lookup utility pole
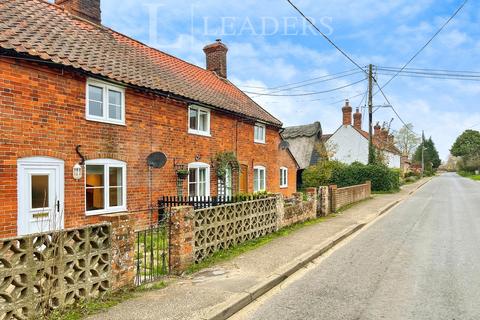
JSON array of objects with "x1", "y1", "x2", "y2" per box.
[
  {"x1": 421, "y1": 130, "x2": 425, "y2": 177},
  {"x1": 368, "y1": 64, "x2": 374, "y2": 164}
]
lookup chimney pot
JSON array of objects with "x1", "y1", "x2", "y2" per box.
[
  {"x1": 342, "y1": 100, "x2": 352, "y2": 126},
  {"x1": 55, "y1": 0, "x2": 101, "y2": 24},
  {"x1": 203, "y1": 39, "x2": 228, "y2": 78}
]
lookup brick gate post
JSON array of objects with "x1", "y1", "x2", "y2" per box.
[
  {"x1": 169, "y1": 206, "x2": 195, "y2": 274},
  {"x1": 102, "y1": 213, "x2": 136, "y2": 290}
]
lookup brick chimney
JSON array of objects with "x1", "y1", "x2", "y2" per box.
[
  {"x1": 342, "y1": 99, "x2": 352, "y2": 126},
  {"x1": 55, "y1": 0, "x2": 101, "y2": 24},
  {"x1": 353, "y1": 108, "x2": 362, "y2": 130},
  {"x1": 374, "y1": 122, "x2": 381, "y2": 136},
  {"x1": 203, "y1": 39, "x2": 228, "y2": 78}
]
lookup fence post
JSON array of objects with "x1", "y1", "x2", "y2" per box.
[
  {"x1": 169, "y1": 206, "x2": 195, "y2": 274},
  {"x1": 102, "y1": 213, "x2": 136, "y2": 290},
  {"x1": 317, "y1": 186, "x2": 328, "y2": 217},
  {"x1": 305, "y1": 187, "x2": 317, "y2": 217},
  {"x1": 329, "y1": 185, "x2": 338, "y2": 213},
  {"x1": 275, "y1": 193, "x2": 285, "y2": 230}
]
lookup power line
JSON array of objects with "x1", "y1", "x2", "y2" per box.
[
  {"x1": 377, "y1": 0, "x2": 469, "y2": 91},
  {"x1": 286, "y1": 0, "x2": 366, "y2": 74},
  {"x1": 378, "y1": 66, "x2": 480, "y2": 75},
  {"x1": 239, "y1": 68, "x2": 359, "y2": 91},
  {"x1": 376, "y1": 72, "x2": 480, "y2": 82},
  {"x1": 244, "y1": 78, "x2": 366, "y2": 97},
  {"x1": 246, "y1": 70, "x2": 365, "y2": 98},
  {"x1": 373, "y1": 79, "x2": 420, "y2": 137}
]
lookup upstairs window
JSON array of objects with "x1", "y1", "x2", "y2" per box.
[
  {"x1": 254, "y1": 123, "x2": 266, "y2": 143},
  {"x1": 280, "y1": 167, "x2": 288, "y2": 188},
  {"x1": 189, "y1": 105, "x2": 210, "y2": 136},
  {"x1": 86, "y1": 80, "x2": 125, "y2": 125},
  {"x1": 85, "y1": 159, "x2": 126, "y2": 215},
  {"x1": 253, "y1": 166, "x2": 266, "y2": 192}
]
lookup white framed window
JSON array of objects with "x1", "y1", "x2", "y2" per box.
[
  {"x1": 85, "y1": 159, "x2": 127, "y2": 215},
  {"x1": 86, "y1": 79, "x2": 125, "y2": 125},
  {"x1": 188, "y1": 105, "x2": 211, "y2": 136},
  {"x1": 280, "y1": 167, "x2": 288, "y2": 188},
  {"x1": 253, "y1": 166, "x2": 266, "y2": 192},
  {"x1": 254, "y1": 123, "x2": 266, "y2": 144},
  {"x1": 188, "y1": 162, "x2": 210, "y2": 197},
  {"x1": 218, "y1": 167, "x2": 233, "y2": 198}
]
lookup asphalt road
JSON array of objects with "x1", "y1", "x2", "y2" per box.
[{"x1": 234, "y1": 174, "x2": 480, "y2": 320}]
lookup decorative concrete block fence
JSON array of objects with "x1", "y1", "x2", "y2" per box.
[{"x1": 0, "y1": 224, "x2": 112, "y2": 319}]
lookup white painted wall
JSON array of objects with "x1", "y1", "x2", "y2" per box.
[
  {"x1": 384, "y1": 151, "x2": 401, "y2": 169},
  {"x1": 326, "y1": 126, "x2": 369, "y2": 165},
  {"x1": 326, "y1": 125, "x2": 401, "y2": 168}
]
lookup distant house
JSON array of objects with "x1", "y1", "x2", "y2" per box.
[
  {"x1": 281, "y1": 122, "x2": 324, "y2": 188},
  {"x1": 324, "y1": 100, "x2": 402, "y2": 168}
]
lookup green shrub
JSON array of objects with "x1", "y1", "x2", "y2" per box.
[
  {"x1": 303, "y1": 161, "x2": 400, "y2": 192},
  {"x1": 302, "y1": 161, "x2": 345, "y2": 188}
]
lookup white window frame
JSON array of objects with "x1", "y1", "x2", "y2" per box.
[
  {"x1": 86, "y1": 79, "x2": 126, "y2": 125},
  {"x1": 253, "y1": 165, "x2": 266, "y2": 193},
  {"x1": 188, "y1": 105, "x2": 211, "y2": 137},
  {"x1": 280, "y1": 167, "x2": 288, "y2": 188},
  {"x1": 254, "y1": 123, "x2": 266, "y2": 144},
  {"x1": 188, "y1": 162, "x2": 211, "y2": 197},
  {"x1": 85, "y1": 159, "x2": 127, "y2": 216}
]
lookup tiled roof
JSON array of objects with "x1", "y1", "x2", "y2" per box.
[{"x1": 0, "y1": 0, "x2": 282, "y2": 126}]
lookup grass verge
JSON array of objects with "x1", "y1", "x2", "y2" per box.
[
  {"x1": 187, "y1": 215, "x2": 335, "y2": 274},
  {"x1": 47, "y1": 282, "x2": 167, "y2": 320},
  {"x1": 458, "y1": 171, "x2": 480, "y2": 181}
]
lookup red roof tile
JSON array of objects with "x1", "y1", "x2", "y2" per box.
[{"x1": 0, "y1": 0, "x2": 282, "y2": 126}]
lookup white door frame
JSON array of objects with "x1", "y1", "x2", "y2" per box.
[{"x1": 17, "y1": 157, "x2": 64, "y2": 235}]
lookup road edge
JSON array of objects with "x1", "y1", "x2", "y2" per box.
[{"x1": 206, "y1": 177, "x2": 433, "y2": 320}]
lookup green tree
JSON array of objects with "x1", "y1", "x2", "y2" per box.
[
  {"x1": 413, "y1": 137, "x2": 441, "y2": 170},
  {"x1": 450, "y1": 130, "x2": 480, "y2": 159}
]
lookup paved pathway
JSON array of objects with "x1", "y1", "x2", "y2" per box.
[
  {"x1": 88, "y1": 179, "x2": 429, "y2": 320},
  {"x1": 236, "y1": 173, "x2": 480, "y2": 320}
]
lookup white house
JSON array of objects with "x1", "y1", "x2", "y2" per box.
[{"x1": 324, "y1": 100, "x2": 402, "y2": 168}]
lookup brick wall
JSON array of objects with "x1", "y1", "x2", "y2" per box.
[
  {"x1": 0, "y1": 57, "x2": 297, "y2": 237},
  {"x1": 281, "y1": 188, "x2": 317, "y2": 228},
  {"x1": 331, "y1": 181, "x2": 371, "y2": 212}
]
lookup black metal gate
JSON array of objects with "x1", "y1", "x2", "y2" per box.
[{"x1": 134, "y1": 214, "x2": 170, "y2": 285}]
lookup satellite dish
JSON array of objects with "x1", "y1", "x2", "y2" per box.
[{"x1": 147, "y1": 152, "x2": 167, "y2": 168}]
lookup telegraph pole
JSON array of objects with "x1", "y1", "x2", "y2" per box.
[
  {"x1": 421, "y1": 130, "x2": 425, "y2": 177},
  {"x1": 368, "y1": 64, "x2": 374, "y2": 164}
]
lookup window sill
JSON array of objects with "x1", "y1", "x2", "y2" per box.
[
  {"x1": 85, "y1": 207, "x2": 128, "y2": 216},
  {"x1": 86, "y1": 117, "x2": 126, "y2": 126},
  {"x1": 188, "y1": 130, "x2": 212, "y2": 137},
  {"x1": 254, "y1": 140, "x2": 266, "y2": 144},
  {"x1": 280, "y1": 186, "x2": 288, "y2": 189}
]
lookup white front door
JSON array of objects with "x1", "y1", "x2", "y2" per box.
[{"x1": 17, "y1": 157, "x2": 64, "y2": 236}]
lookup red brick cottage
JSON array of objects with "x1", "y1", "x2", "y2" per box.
[{"x1": 0, "y1": 0, "x2": 298, "y2": 238}]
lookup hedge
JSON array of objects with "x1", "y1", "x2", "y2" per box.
[{"x1": 302, "y1": 161, "x2": 400, "y2": 192}]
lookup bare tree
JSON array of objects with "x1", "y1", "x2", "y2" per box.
[{"x1": 394, "y1": 123, "x2": 420, "y2": 159}]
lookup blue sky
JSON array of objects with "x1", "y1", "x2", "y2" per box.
[{"x1": 50, "y1": 0, "x2": 480, "y2": 159}]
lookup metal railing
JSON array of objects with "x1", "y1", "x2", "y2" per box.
[{"x1": 135, "y1": 219, "x2": 169, "y2": 285}]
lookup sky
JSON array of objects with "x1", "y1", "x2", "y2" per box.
[{"x1": 50, "y1": 0, "x2": 480, "y2": 160}]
